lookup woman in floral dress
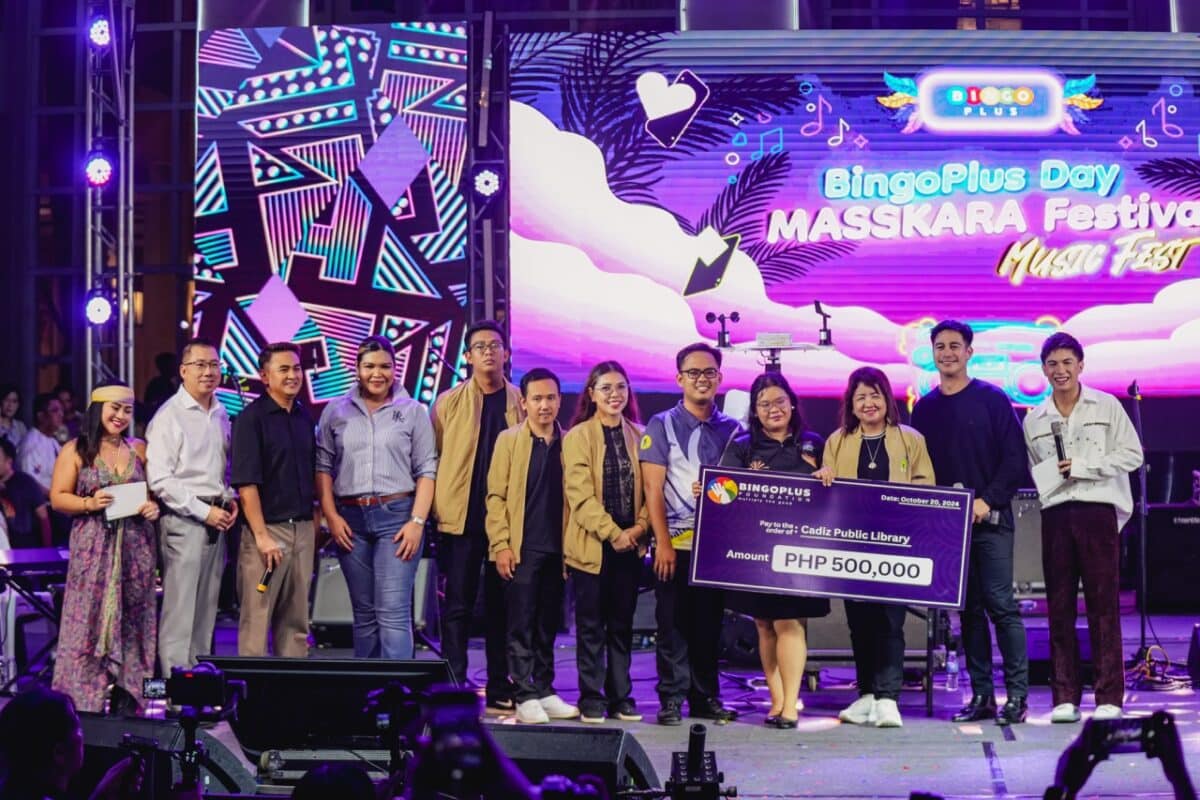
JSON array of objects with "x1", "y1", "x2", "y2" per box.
[{"x1": 49, "y1": 382, "x2": 159, "y2": 714}]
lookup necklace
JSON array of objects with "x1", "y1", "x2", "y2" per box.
[{"x1": 863, "y1": 433, "x2": 884, "y2": 470}]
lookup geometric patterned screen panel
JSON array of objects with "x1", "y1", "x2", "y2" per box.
[{"x1": 194, "y1": 22, "x2": 469, "y2": 414}]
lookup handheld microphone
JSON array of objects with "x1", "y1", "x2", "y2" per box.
[
  {"x1": 1127, "y1": 380, "x2": 1141, "y2": 401},
  {"x1": 1050, "y1": 420, "x2": 1068, "y2": 476},
  {"x1": 257, "y1": 566, "x2": 273, "y2": 593}
]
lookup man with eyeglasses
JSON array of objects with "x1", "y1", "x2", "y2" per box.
[
  {"x1": 640, "y1": 342, "x2": 742, "y2": 725},
  {"x1": 147, "y1": 337, "x2": 239, "y2": 673},
  {"x1": 431, "y1": 320, "x2": 524, "y2": 712}
]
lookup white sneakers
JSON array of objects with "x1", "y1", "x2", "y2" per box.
[
  {"x1": 516, "y1": 695, "x2": 581, "y2": 723},
  {"x1": 1093, "y1": 704, "x2": 1122, "y2": 721},
  {"x1": 1051, "y1": 703, "x2": 1082, "y2": 723},
  {"x1": 516, "y1": 699, "x2": 550, "y2": 724},
  {"x1": 838, "y1": 694, "x2": 877, "y2": 725},
  {"x1": 873, "y1": 698, "x2": 903, "y2": 728},
  {"x1": 838, "y1": 695, "x2": 902, "y2": 728},
  {"x1": 540, "y1": 694, "x2": 580, "y2": 720}
]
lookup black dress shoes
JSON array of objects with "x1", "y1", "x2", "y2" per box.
[
  {"x1": 952, "y1": 695, "x2": 998, "y2": 723},
  {"x1": 765, "y1": 715, "x2": 798, "y2": 729},
  {"x1": 689, "y1": 697, "x2": 738, "y2": 723},
  {"x1": 996, "y1": 697, "x2": 1028, "y2": 726}
]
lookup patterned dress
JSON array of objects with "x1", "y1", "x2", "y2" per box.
[{"x1": 51, "y1": 452, "x2": 157, "y2": 713}]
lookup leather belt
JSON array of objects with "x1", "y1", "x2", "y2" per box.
[{"x1": 337, "y1": 491, "x2": 414, "y2": 508}]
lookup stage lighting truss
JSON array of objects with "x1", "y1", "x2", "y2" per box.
[{"x1": 84, "y1": 0, "x2": 135, "y2": 395}]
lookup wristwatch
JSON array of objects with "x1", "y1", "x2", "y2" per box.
[{"x1": 411, "y1": 514, "x2": 426, "y2": 526}]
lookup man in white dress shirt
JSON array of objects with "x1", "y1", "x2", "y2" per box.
[
  {"x1": 1023, "y1": 332, "x2": 1142, "y2": 724},
  {"x1": 17, "y1": 394, "x2": 63, "y2": 493},
  {"x1": 147, "y1": 338, "x2": 239, "y2": 673}
]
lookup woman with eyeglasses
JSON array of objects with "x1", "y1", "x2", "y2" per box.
[
  {"x1": 813, "y1": 366, "x2": 935, "y2": 729},
  {"x1": 316, "y1": 335, "x2": 437, "y2": 659},
  {"x1": 48, "y1": 381, "x2": 160, "y2": 714},
  {"x1": 563, "y1": 361, "x2": 649, "y2": 724},
  {"x1": 718, "y1": 373, "x2": 830, "y2": 728}
]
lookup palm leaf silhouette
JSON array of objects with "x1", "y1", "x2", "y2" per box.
[
  {"x1": 1136, "y1": 158, "x2": 1200, "y2": 197},
  {"x1": 509, "y1": 33, "x2": 585, "y2": 104},
  {"x1": 694, "y1": 151, "x2": 791, "y2": 239},
  {"x1": 747, "y1": 240, "x2": 858, "y2": 285}
]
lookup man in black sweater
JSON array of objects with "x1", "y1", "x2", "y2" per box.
[{"x1": 911, "y1": 320, "x2": 1030, "y2": 725}]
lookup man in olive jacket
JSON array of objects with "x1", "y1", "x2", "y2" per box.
[
  {"x1": 432, "y1": 320, "x2": 524, "y2": 711},
  {"x1": 485, "y1": 367, "x2": 579, "y2": 724}
]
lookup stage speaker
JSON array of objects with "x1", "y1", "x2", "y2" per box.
[
  {"x1": 805, "y1": 601, "x2": 929, "y2": 657},
  {"x1": 1142, "y1": 505, "x2": 1200, "y2": 612},
  {"x1": 201, "y1": 656, "x2": 454, "y2": 755},
  {"x1": 312, "y1": 556, "x2": 439, "y2": 648},
  {"x1": 73, "y1": 712, "x2": 256, "y2": 798},
  {"x1": 490, "y1": 724, "x2": 659, "y2": 794},
  {"x1": 1013, "y1": 491, "x2": 1045, "y2": 596}
]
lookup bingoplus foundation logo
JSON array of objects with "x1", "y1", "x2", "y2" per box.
[{"x1": 706, "y1": 477, "x2": 739, "y2": 504}]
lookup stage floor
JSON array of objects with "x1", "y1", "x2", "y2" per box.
[{"x1": 206, "y1": 612, "x2": 1200, "y2": 798}]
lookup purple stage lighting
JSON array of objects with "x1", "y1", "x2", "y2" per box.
[
  {"x1": 84, "y1": 289, "x2": 114, "y2": 326},
  {"x1": 88, "y1": 16, "x2": 112, "y2": 48},
  {"x1": 84, "y1": 151, "x2": 114, "y2": 187}
]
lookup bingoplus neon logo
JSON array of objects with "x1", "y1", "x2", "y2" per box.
[
  {"x1": 919, "y1": 68, "x2": 1062, "y2": 134},
  {"x1": 945, "y1": 85, "x2": 1037, "y2": 108}
]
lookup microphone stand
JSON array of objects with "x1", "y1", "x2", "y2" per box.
[{"x1": 1126, "y1": 380, "x2": 1152, "y2": 675}]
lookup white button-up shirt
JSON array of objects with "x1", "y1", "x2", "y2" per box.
[
  {"x1": 1023, "y1": 384, "x2": 1143, "y2": 529},
  {"x1": 146, "y1": 386, "x2": 232, "y2": 522},
  {"x1": 17, "y1": 428, "x2": 61, "y2": 493}
]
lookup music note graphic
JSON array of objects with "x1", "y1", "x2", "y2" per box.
[
  {"x1": 827, "y1": 118, "x2": 850, "y2": 147},
  {"x1": 750, "y1": 127, "x2": 784, "y2": 161},
  {"x1": 1151, "y1": 97, "x2": 1184, "y2": 138},
  {"x1": 800, "y1": 96, "x2": 832, "y2": 137},
  {"x1": 1135, "y1": 119, "x2": 1160, "y2": 148}
]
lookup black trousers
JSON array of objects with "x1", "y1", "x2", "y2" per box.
[
  {"x1": 572, "y1": 544, "x2": 640, "y2": 715},
  {"x1": 506, "y1": 548, "x2": 564, "y2": 704},
  {"x1": 845, "y1": 600, "x2": 907, "y2": 701},
  {"x1": 438, "y1": 530, "x2": 509, "y2": 699},
  {"x1": 961, "y1": 519, "x2": 1029, "y2": 699},
  {"x1": 654, "y1": 548, "x2": 724, "y2": 705}
]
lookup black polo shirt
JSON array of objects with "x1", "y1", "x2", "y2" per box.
[
  {"x1": 522, "y1": 431, "x2": 563, "y2": 554},
  {"x1": 231, "y1": 392, "x2": 316, "y2": 523}
]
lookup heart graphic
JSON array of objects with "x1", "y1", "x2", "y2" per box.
[{"x1": 636, "y1": 72, "x2": 697, "y2": 121}]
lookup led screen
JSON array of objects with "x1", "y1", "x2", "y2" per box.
[
  {"x1": 194, "y1": 23, "x2": 469, "y2": 413},
  {"x1": 508, "y1": 30, "x2": 1200, "y2": 402}
]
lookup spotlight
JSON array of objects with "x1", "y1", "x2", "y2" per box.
[
  {"x1": 84, "y1": 151, "x2": 114, "y2": 187},
  {"x1": 473, "y1": 168, "x2": 500, "y2": 198},
  {"x1": 469, "y1": 162, "x2": 504, "y2": 202},
  {"x1": 87, "y1": 15, "x2": 112, "y2": 48},
  {"x1": 84, "y1": 289, "x2": 114, "y2": 326}
]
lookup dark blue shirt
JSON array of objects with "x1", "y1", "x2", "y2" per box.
[{"x1": 910, "y1": 379, "x2": 1026, "y2": 511}]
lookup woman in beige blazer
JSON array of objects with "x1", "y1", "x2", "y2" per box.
[
  {"x1": 562, "y1": 361, "x2": 649, "y2": 724},
  {"x1": 813, "y1": 366, "x2": 935, "y2": 730}
]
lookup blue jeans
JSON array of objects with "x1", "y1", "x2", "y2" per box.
[{"x1": 338, "y1": 498, "x2": 419, "y2": 659}]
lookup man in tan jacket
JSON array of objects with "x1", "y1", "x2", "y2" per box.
[
  {"x1": 432, "y1": 320, "x2": 524, "y2": 711},
  {"x1": 485, "y1": 368, "x2": 578, "y2": 724}
]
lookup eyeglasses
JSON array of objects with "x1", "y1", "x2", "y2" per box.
[
  {"x1": 182, "y1": 360, "x2": 223, "y2": 372},
  {"x1": 755, "y1": 397, "x2": 790, "y2": 412},
  {"x1": 680, "y1": 368, "x2": 720, "y2": 382},
  {"x1": 593, "y1": 382, "x2": 629, "y2": 396},
  {"x1": 468, "y1": 341, "x2": 504, "y2": 354}
]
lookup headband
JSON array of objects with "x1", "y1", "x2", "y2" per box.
[{"x1": 90, "y1": 385, "x2": 135, "y2": 405}]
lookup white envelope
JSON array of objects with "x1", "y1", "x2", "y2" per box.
[
  {"x1": 1031, "y1": 457, "x2": 1066, "y2": 502},
  {"x1": 103, "y1": 481, "x2": 149, "y2": 521}
]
